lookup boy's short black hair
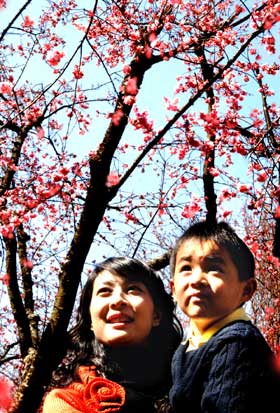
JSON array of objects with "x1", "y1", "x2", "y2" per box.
[{"x1": 170, "y1": 221, "x2": 255, "y2": 281}]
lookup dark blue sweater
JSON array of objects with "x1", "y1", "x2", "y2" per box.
[{"x1": 169, "y1": 320, "x2": 280, "y2": 413}]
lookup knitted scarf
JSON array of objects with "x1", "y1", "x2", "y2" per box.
[{"x1": 43, "y1": 366, "x2": 126, "y2": 413}]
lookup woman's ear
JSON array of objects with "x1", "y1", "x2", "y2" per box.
[
  {"x1": 242, "y1": 278, "x2": 257, "y2": 302},
  {"x1": 152, "y1": 310, "x2": 161, "y2": 327}
]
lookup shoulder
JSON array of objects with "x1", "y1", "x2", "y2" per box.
[
  {"x1": 200, "y1": 320, "x2": 273, "y2": 363},
  {"x1": 217, "y1": 320, "x2": 262, "y2": 337},
  {"x1": 42, "y1": 388, "x2": 83, "y2": 413},
  {"x1": 213, "y1": 320, "x2": 271, "y2": 349},
  {"x1": 172, "y1": 321, "x2": 272, "y2": 372}
]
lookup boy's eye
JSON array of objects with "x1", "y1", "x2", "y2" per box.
[
  {"x1": 204, "y1": 264, "x2": 225, "y2": 274},
  {"x1": 179, "y1": 264, "x2": 192, "y2": 273},
  {"x1": 209, "y1": 265, "x2": 223, "y2": 272},
  {"x1": 127, "y1": 284, "x2": 143, "y2": 293},
  {"x1": 205, "y1": 262, "x2": 224, "y2": 273},
  {"x1": 204, "y1": 257, "x2": 225, "y2": 274}
]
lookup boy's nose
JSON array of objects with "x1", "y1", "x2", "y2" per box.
[{"x1": 189, "y1": 267, "x2": 206, "y2": 285}]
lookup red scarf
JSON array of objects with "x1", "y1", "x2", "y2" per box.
[{"x1": 50, "y1": 366, "x2": 126, "y2": 413}]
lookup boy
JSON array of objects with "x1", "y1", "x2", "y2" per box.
[{"x1": 169, "y1": 220, "x2": 279, "y2": 413}]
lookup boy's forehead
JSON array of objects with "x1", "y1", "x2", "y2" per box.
[
  {"x1": 176, "y1": 238, "x2": 227, "y2": 260},
  {"x1": 175, "y1": 238, "x2": 232, "y2": 265}
]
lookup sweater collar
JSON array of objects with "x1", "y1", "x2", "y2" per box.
[{"x1": 186, "y1": 307, "x2": 250, "y2": 351}]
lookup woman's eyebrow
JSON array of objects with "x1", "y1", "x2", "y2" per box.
[{"x1": 97, "y1": 280, "x2": 115, "y2": 287}]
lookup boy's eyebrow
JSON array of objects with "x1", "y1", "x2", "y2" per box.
[
  {"x1": 204, "y1": 254, "x2": 225, "y2": 264},
  {"x1": 176, "y1": 255, "x2": 192, "y2": 264},
  {"x1": 177, "y1": 254, "x2": 225, "y2": 264}
]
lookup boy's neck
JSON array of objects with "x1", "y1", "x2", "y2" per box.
[{"x1": 190, "y1": 307, "x2": 249, "y2": 336}]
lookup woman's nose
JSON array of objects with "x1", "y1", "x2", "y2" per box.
[{"x1": 110, "y1": 291, "x2": 127, "y2": 307}]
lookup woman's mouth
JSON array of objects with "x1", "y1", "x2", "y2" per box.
[{"x1": 107, "y1": 313, "x2": 133, "y2": 323}]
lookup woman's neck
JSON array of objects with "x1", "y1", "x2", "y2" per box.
[{"x1": 103, "y1": 345, "x2": 169, "y2": 394}]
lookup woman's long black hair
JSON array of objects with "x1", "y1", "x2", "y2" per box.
[{"x1": 52, "y1": 257, "x2": 183, "y2": 400}]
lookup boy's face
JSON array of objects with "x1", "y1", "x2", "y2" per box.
[{"x1": 170, "y1": 238, "x2": 256, "y2": 333}]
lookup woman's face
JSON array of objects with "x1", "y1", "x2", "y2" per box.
[{"x1": 90, "y1": 270, "x2": 160, "y2": 346}]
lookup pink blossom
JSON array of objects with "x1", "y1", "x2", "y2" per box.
[
  {"x1": 36, "y1": 127, "x2": 45, "y2": 139},
  {"x1": 0, "y1": 274, "x2": 10, "y2": 285},
  {"x1": 0, "y1": 82, "x2": 13, "y2": 95},
  {"x1": 158, "y1": 200, "x2": 168, "y2": 216},
  {"x1": 201, "y1": 140, "x2": 214, "y2": 154},
  {"x1": 106, "y1": 172, "x2": 119, "y2": 187},
  {"x1": 164, "y1": 97, "x2": 179, "y2": 112},
  {"x1": 189, "y1": 137, "x2": 200, "y2": 148},
  {"x1": 129, "y1": 31, "x2": 140, "y2": 41},
  {"x1": 209, "y1": 167, "x2": 220, "y2": 177},
  {"x1": 274, "y1": 205, "x2": 280, "y2": 218},
  {"x1": 125, "y1": 212, "x2": 139, "y2": 224},
  {"x1": 22, "y1": 259, "x2": 33, "y2": 269},
  {"x1": 38, "y1": 184, "x2": 61, "y2": 199},
  {"x1": 263, "y1": 6, "x2": 280, "y2": 30},
  {"x1": 132, "y1": 109, "x2": 153, "y2": 132},
  {"x1": 219, "y1": 189, "x2": 235, "y2": 201},
  {"x1": 73, "y1": 65, "x2": 84, "y2": 79},
  {"x1": 111, "y1": 109, "x2": 124, "y2": 126},
  {"x1": 144, "y1": 44, "x2": 153, "y2": 59},
  {"x1": 222, "y1": 210, "x2": 232, "y2": 218},
  {"x1": 123, "y1": 95, "x2": 136, "y2": 105},
  {"x1": 235, "y1": 5, "x2": 244, "y2": 14},
  {"x1": 148, "y1": 32, "x2": 157, "y2": 44},
  {"x1": 0, "y1": 376, "x2": 13, "y2": 411},
  {"x1": 122, "y1": 65, "x2": 131, "y2": 75},
  {"x1": 182, "y1": 198, "x2": 201, "y2": 219},
  {"x1": 0, "y1": 227, "x2": 14, "y2": 239},
  {"x1": 0, "y1": 0, "x2": 6, "y2": 9},
  {"x1": 22, "y1": 15, "x2": 34, "y2": 29},
  {"x1": 237, "y1": 183, "x2": 251, "y2": 193},
  {"x1": 125, "y1": 77, "x2": 138, "y2": 96},
  {"x1": 264, "y1": 306, "x2": 274, "y2": 321},
  {"x1": 257, "y1": 171, "x2": 269, "y2": 182},
  {"x1": 47, "y1": 50, "x2": 65, "y2": 66},
  {"x1": 200, "y1": 110, "x2": 220, "y2": 134}
]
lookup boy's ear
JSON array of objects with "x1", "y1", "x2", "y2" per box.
[
  {"x1": 169, "y1": 279, "x2": 177, "y2": 303},
  {"x1": 242, "y1": 278, "x2": 257, "y2": 301},
  {"x1": 169, "y1": 279, "x2": 174, "y2": 294}
]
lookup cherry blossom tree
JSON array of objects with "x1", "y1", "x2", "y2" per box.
[{"x1": 0, "y1": 0, "x2": 280, "y2": 411}]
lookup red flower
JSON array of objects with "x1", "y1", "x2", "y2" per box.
[
  {"x1": 83, "y1": 377, "x2": 125, "y2": 413},
  {"x1": 274, "y1": 205, "x2": 280, "y2": 219},
  {"x1": 63, "y1": 366, "x2": 126, "y2": 413},
  {"x1": 0, "y1": 376, "x2": 13, "y2": 411}
]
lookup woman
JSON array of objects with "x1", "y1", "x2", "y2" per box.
[{"x1": 43, "y1": 257, "x2": 183, "y2": 413}]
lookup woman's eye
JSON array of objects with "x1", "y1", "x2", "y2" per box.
[{"x1": 96, "y1": 287, "x2": 111, "y2": 296}]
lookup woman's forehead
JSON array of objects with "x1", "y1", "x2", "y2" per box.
[{"x1": 93, "y1": 270, "x2": 147, "y2": 286}]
